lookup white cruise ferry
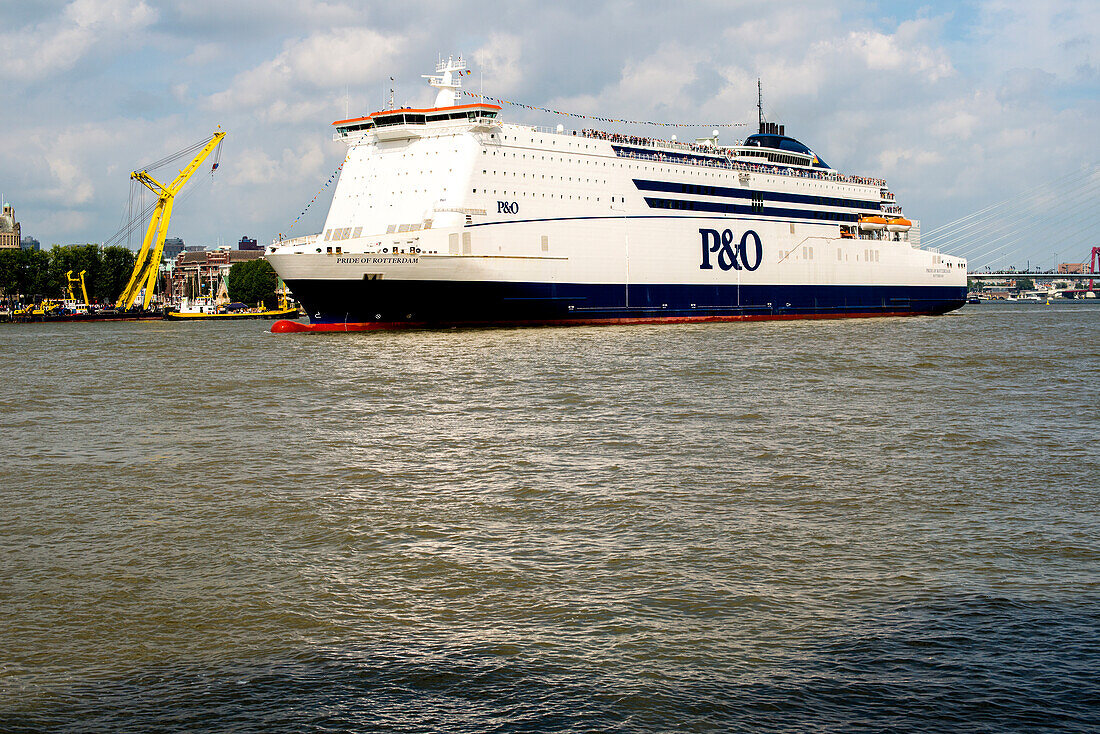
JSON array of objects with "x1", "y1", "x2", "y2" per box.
[{"x1": 267, "y1": 57, "x2": 966, "y2": 332}]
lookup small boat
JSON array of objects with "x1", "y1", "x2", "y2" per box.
[
  {"x1": 166, "y1": 305, "x2": 300, "y2": 321},
  {"x1": 858, "y1": 215, "x2": 888, "y2": 231},
  {"x1": 886, "y1": 217, "x2": 912, "y2": 232}
]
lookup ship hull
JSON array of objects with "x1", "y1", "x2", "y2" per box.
[{"x1": 277, "y1": 278, "x2": 965, "y2": 331}]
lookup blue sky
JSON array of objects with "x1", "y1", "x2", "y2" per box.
[{"x1": 2, "y1": 0, "x2": 1097, "y2": 268}]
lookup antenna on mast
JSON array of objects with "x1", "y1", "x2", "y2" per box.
[
  {"x1": 757, "y1": 78, "x2": 764, "y2": 133},
  {"x1": 423, "y1": 55, "x2": 467, "y2": 108},
  {"x1": 388, "y1": 77, "x2": 395, "y2": 109}
]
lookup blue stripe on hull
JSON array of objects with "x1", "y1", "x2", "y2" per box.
[
  {"x1": 631, "y1": 177, "x2": 883, "y2": 211},
  {"x1": 285, "y1": 279, "x2": 967, "y2": 326}
]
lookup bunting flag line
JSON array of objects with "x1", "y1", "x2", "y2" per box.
[
  {"x1": 461, "y1": 91, "x2": 746, "y2": 128},
  {"x1": 288, "y1": 154, "x2": 350, "y2": 230}
]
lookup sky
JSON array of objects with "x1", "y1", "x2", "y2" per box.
[{"x1": 2, "y1": 0, "x2": 1098, "y2": 268}]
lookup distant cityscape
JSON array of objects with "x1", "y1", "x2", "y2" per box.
[{"x1": 2, "y1": 201, "x2": 262, "y2": 256}]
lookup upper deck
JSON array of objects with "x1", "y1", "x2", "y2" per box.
[{"x1": 578, "y1": 129, "x2": 887, "y2": 190}]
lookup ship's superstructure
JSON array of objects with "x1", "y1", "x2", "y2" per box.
[{"x1": 268, "y1": 57, "x2": 966, "y2": 331}]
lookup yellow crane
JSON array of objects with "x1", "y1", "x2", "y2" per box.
[
  {"x1": 116, "y1": 130, "x2": 227, "y2": 310},
  {"x1": 66, "y1": 269, "x2": 89, "y2": 305}
]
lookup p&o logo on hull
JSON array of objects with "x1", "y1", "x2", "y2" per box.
[
  {"x1": 497, "y1": 201, "x2": 519, "y2": 215},
  {"x1": 699, "y1": 228, "x2": 762, "y2": 271}
]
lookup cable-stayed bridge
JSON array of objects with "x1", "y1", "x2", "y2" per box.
[{"x1": 921, "y1": 164, "x2": 1099, "y2": 273}]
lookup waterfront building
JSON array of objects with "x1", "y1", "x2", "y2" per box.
[
  {"x1": 20, "y1": 236, "x2": 40, "y2": 251},
  {"x1": 0, "y1": 203, "x2": 20, "y2": 249},
  {"x1": 168, "y1": 248, "x2": 265, "y2": 303},
  {"x1": 1058, "y1": 263, "x2": 1086, "y2": 274},
  {"x1": 162, "y1": 237, "x2": 185, "y2": 260},
  {"x1": 238, "y1": 235, "x2": 261, "y2": 251}
]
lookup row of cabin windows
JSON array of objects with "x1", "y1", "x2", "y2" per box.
[
  {"x1": 352, "y1": 128, "x2": 868, "y2": 191},
  {"x1": 479, "y1": 148, "x2": 872, "y2": 202},
  {"x1": 649, "y1": 198, "x2": 852, "y2": 221},
  {"x1": 471, "y1": 189, "x2": 620, "y2": 203},
  {"x1": 325, "y1": 226, "x2": 362, "y2": 241},
  {"x1": 470, "y1": 188, "x2": 600, "y2": 200},
  {"x1": 444, "y1": 233, "x2": 549, "y2": 256},
  {"x1": 675, "y1": 182, "x2": 878, "y2": 210},
  {"x1": 780, "y1": 247, "x2": 884, "y2": 262},
  {"x1": 833, "y1": 248, "x2": 881, "y2": 262},
  {"x1": 482, "y1": 169, "x2": 603, "y2": 184}
]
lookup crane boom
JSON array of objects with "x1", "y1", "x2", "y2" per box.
[{"x1": 116, "y1": 130, "x2": 227, "y2": 310}]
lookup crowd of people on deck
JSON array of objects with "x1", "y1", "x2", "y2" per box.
[
  {"x1": 581, "y1": 129, "x2": 723, "y2": 158},
  {"x1": 578, "y1": 128, "x2": 886, "y2": 187}
]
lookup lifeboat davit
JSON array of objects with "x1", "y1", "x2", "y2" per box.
[
  {"x1": 859, "y1": 216, "x2": 888, "y2": 231},
  {"x1": 886, "y1": 217, "x2": 912, "y2": 232}
]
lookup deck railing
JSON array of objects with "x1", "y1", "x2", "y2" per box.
[{"x1": 581, "y1": 129, "x2": 886, "y2": 187}]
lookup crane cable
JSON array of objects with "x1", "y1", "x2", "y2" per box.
[{"x1": 104, "y1": 135, "x2": 224, "y2": 249}]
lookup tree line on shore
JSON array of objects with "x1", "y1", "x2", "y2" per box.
[
  {"x1": 0, "y1": 245, "x2": 136, "y2": 303},
  {"x1": 225, "y1": 259, "x2": 280, "y2": 309},
  {"x1": 0, "y1": 246, "x2": 280, "y2": 308}
]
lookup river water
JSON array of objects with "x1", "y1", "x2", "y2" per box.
[{"x1": 2, "y1": 302, "x2": 1098, "y2": 732}]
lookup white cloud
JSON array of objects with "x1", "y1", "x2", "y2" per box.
[
  {"x1": 931, "y1": 108, "x2": 983, "y2": 140},
  {"x1": 1, "y1": 0, "x2": 1097, "y2": 263},
  {"x1": 183, "y1": 42, "x2": 225, "y2": 66},
  {"x1": 837, "y1": 17, "x2": 954, "y2": 82},
  {"x1": 973, "y1": 0, "x2": 1100, "y2": 81},
  {"x1": 548, "y1": 43, "x2": 703, "y2": 120},
  {"x1": 473, "y1": 34, "x2": 524, "y2": 94},
  {"x1": 0, "y1": 0, "x2": 156, "y2": 82},
  {"x1": 26, "y1": 122, "x2": 138, "y2": 207},
  {"x1": 206, "y1": 27, "x2": 408, "y2": 121},
  {"x1": 228, "y1": 141, "x2": 327, "y2": 187}
]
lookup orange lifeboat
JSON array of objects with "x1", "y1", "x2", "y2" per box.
[
  {"x1": 886, "y1": 217, "x2": 912, "y2": 232},
  {"x1": 858, "y1": 215, "x2": 888, "y2": 231}
]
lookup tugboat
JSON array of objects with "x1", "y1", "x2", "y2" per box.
[{"x1": 166, "y1": 296, "x2": 299, "y2": 321}]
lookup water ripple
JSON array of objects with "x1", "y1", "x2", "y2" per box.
[{"x1": 1, "y1": 304, "x2": 1098, "y2": 731}]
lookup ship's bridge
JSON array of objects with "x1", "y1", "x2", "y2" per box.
[{"x1": 333, "y1": 103, "x2": 501, "y2": 141}]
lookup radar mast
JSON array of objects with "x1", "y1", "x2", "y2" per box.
[{"x1": 423, "y1": 56, "x2": 467, "y2": 108}]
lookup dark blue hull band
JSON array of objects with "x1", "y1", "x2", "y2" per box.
[{"x1": 285, "y1": 279, "x2": 967, "y2": 326}]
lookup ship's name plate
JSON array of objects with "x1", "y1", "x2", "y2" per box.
[{"x1": 337, "y1": 256, "x2": 419, "y2": 265}]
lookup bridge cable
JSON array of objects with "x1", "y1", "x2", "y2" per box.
[
  {"x1": 921, "y1": 164, "x2": 1098, "y2": 242},
  {"x1": 945, "y1": 178, "x2": 1100, "y2": 257},
  {"x1": 961, "y1": 201, "x2": 1100, "y2": 268},
  {"x1": 924, "y1": 166, "x2": 1095, "y2": 246}
]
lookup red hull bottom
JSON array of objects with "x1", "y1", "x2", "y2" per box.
[{"x1": 270, "y1": 310, "x2": 931, "y2": 333}]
